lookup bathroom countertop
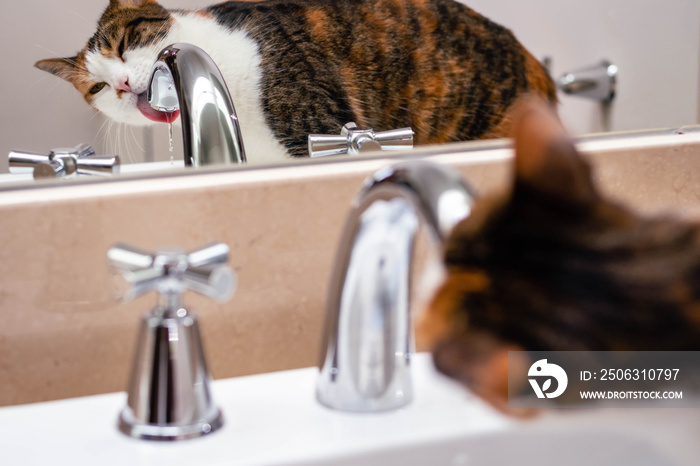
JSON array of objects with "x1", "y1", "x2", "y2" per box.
[
  {"x1": 1, "y1": 353, "x2": 700, "y2": 465},
  {"x1": 0, "y1": 354, "x2": 511, "y2": 465},
  {"x1": 2, "y1": 353, "x2": 700, "y2": 466}
]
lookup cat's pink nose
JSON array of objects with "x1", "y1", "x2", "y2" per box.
[{"x1": 114, "y1": 77, "x2": 132, "y2": 93}]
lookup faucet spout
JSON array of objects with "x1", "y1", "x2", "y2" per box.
[
  {"x1": 316, "y1": 161, "x2": 475, "y2": 412},
  {"x1": 148, "y1": 43, "x2": 246, "y2": 167}
]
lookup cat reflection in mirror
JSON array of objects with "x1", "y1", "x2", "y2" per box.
[
  {"x1": 419, "y1": 98, "x2": 700, "y2": 413},
  {"x1": 36, "y1": 0, "x2": 555, "y2": 164}
]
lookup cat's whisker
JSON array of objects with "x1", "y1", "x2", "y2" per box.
[
  {"x1": 107, "y1": 120, "x2": 117, "y2": 158},
  {"x1": 120, "y1": 125, "x2": 131, "y2": 164},
  {"x1": 44, "y1": 79, "x2": 68, "y2": 97},
  {"x1": 94, "y1": 121, "x2": 110, "y2": 153},
  {"x1": 117, "y1": 123, "x2": 125, "y2": 163},
  {"x1": 70, "y1": 11, "x2": 94, "y2": 24},
  {"x1": 34, "y1": 44, "x2": 91, "y2": 74},
  {"x1": 112, "y1": 123, "x2": 119, "y2": 158},
  {"x1": 123, "y1": 126, "x2": 143, "y2": 164},
  {"x1": 153, "y1": 20, "x2": 171, "y2": 41},
  {"x1": 129, "y1": 126, "x2": 146, "y2": 157},
  {"x1": 34, "y1": 43, "x2": 68, "y2": 57},
  {"x1": 103, "y1": 120, "x2": 111, "y2": 156},
  {"x1": 29, "y1": 74, "x2": 58, "y2": 91},
  {"x1": 114, "y1": 124, "x2": 121, "y2": 163}
]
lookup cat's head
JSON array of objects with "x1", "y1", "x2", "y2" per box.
[
  {"x1": 420, "y1": 98, "x2": 700, "y2": 407},
  {"x1": 35, "y1": 0, "x2": 175, "y2": 125}
]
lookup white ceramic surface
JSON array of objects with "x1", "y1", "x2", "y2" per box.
[{"x1": 1, "y1": 353, "x2": 698, "y2": 466}]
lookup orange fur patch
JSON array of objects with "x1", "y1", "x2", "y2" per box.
[{"x1": 417, "y1": 271, "x2": 489, "y2": 349}]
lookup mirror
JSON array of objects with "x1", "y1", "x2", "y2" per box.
[{"x1": 2, "y1": 0, "x2": 699, "y2": 187}]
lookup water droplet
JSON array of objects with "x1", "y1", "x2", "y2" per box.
[{"x1": 168, "y1": 123, "x2": 174, "y2": 153}]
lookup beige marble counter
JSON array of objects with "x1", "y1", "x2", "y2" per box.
[{"x1": 1, "y1": 130, "x2": 699, "y2": 406}]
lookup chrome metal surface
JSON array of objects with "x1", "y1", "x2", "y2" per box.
[
  {"x1": 558, "y1": 60, "x2": 618, "y2": 103},
  {"x1": 308, "y1": 122, "x2": 414, "y2": 157},
  {"x1": 108, "y1": 242, "x2": 236, "y2": 441},
  {"x1": 8, "y1": 151, "x2": 50, "y2": 174},
  {"x1": 148, "y1": 43, "x2": 246, "y2": 167},
  {"x1": 75, "y1": 155, "x2": 121, "y2": 176},
  {"x1": 8, "y1": 143, "x2": 119, "y2": 179},
  {"x1": 316, "y1": 161, "x2": 474, "y2": 412},
  {"x1": 34, "y1": 158, "x2": 73, "y2": 178}
]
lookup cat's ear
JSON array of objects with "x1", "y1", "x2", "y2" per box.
[
  {"x1": 35, "y1": 57, "x2": 80, "y2": 83},
  {"x1": 109, "y1": 0, "x2": 158, "y2": 8},
  {"x1": 510, "y1": 98, "x2": 598, "y2": 206}
]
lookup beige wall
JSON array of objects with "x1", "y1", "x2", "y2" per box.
[{"x1": 1, "y1": 133, "x2": 700, "y2": 406}]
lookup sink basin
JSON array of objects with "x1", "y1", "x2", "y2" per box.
[
  {"x1": 0, "y1": 354, "x2": 508, "y2": 465},
  {"x1": 1, "y1": 353, "x2": 698, "y2": 465}
]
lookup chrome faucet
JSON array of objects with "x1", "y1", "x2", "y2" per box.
[
  {"x1": 148, "y1": 43, "x2": 246, "y2": 166},
  {"x1": 8, "y1": 143, "x2": 120, "y2": 179},
  {"x1": 316, "y1": 160, "x2": 475, "y2": 412},
  {"x1": 109, "y1": 242, "x2": 236, "y2": 441},
  {"x1": 558, "y1": 60, "x2": 618, "y2": 103},
  {"x1": 308, "y1": 122, "x2": 414, "y2": 158}
]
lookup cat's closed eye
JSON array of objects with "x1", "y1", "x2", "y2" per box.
[{"x1": 89, "y1": 82, "x2": 108, "y2": 95}]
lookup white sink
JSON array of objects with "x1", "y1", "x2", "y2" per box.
[{"x1": 0, "y1": 353, "x2": 697, "y2": 465}]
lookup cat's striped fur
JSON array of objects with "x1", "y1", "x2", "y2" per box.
[
  {"x1": 420, "y1": 99, "x2": 700, "y2": 411},
  {"x1": 37, "y1": 0, "x2": 556, "y2": 162}
]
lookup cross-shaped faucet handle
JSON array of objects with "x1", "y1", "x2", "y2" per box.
[
  {"x1": 308, "y1": 122, "x2": 414, "y2": 158},
  {"x1": 9, "y1": 143, "x2": 120, "y2": 179},
  {"x1": 107, "y1": 242, "x2": 236, "y2": 305}
]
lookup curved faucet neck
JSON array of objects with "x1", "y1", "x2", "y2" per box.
[
  {"x1": 149, "y1": 43, "x2": 247, "y2": 167},
  {"x1": 317, "y1": 161, "x2": 474, "y2": 412}
]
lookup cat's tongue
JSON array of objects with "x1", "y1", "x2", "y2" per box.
[{"x1": 136, "y1": 92, "x2": 180, "y2": 123}]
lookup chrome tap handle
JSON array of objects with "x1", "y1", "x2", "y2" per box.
[
  {"x1": 8, "y1": 150, "x2": 51, "y2": 174},
  {"x1": 52, "y1": 143, "x2": 95, "y2": 159},
  {"x1": 558, "y1": 60, "x2": 618, "y2": 103},
  {"x1": 107, "y1": 243, "x2": 154, "y2": 271},
  {"x1": 31, "y1": 145, "x2": 86, "y2": 179},
  {"x1": 308, "y1": 122, "x2": 414, "y2": 157},
  {"x1": 76, "y1": 155, "x2": 120, "y2": 176},
  {"x1": 112, "y1": 243, "x2": 227, "y2": 441},
  {"x1": 9, "y1": 143, "x2": 119, "y2": 178},
  {"x1": 34, "y1": 159, "x2": 74, "y2": 178},
  {"x1": 108, "y1": 242, "x2": 236, "y2": 305},
  {"x1": 373, "y1": 127, "x2": 416, "y2": 151},
  {"x1": 187, "y1": 242, "x2": 229, "y2": 268},
  {"x1": 9, "y1": 143, "x2": 94, "y2": 174},
  {"x1": 35, "y1": 156, "x2": 121, "y2": 179}
]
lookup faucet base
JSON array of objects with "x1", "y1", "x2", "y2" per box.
[
  {"x1": 118, "y1": 407, "x2": 223, "y2": 441},
  {"x1": 116, "y1": 308, "x2": 224, "y2": 442},
  {"x1": 316, "y1": 386, "x2": 413, "y2": 413}
]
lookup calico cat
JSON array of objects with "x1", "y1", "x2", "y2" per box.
[
  {"x1": 419, "y1": 98, "x2": 700, "y2": 411},
  {"x1": 35, "y1": 0, "x2": 555, "y2": 163}
]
